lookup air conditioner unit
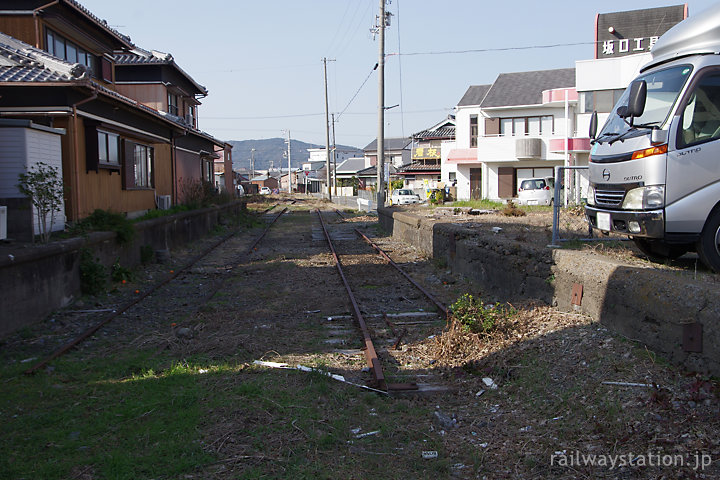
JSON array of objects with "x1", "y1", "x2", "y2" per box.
[
  {"x1": 157, "y1": 195, "x2": 172, "y2": 210},
  {"x1": 0, "y1": 206, "x2": 6, "y2": 240}
]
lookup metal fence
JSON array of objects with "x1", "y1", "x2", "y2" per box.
[{"x1": 551, "y1": 166, "x2": 595, "y2": 245}]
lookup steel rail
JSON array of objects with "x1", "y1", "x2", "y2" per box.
[
  {"x1": 333, "y1": 209, "x2": 447, "y2": 318},
  {"x1": 316, "y1": 210, "x2": 387, "y2": 390},
  {"x1": 24, "y1": 205, "x2": 289, "y2": 375},
  {"x1": 353, "y1": 228, "x2": 448, "y2": 318}
]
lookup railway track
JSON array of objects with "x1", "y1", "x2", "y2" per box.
[
  {"x1": 24, "y1": 202, "x2": 293, "y2": 374},
  {"x1": 315, "y1": 209, "x2": 448, "y2": 394}
]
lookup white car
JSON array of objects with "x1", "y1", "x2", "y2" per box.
[
  {"x1": 517, "y1": 177, "x2": 555, "y2": 206},
  {"x1": 391, "y1": 189, "x2": 421, "y2": 205},
  {"x1": 259, "y1": 186, "x2": 271, "y2": 195}
]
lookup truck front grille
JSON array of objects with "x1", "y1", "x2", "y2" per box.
[{"x1": 594, "y1": 189, "x2": 625, "y2": 207}]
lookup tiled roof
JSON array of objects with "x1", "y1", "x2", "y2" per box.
[
  {"x1": 113, "y1": 48, "x2": 208, "y2": 95},
  {"x1": 356, "y1": 164, "x2": 398, "y2": 176},
  {"x1": 363, "y1": 137, "x2": 411, "y2": 152},
  {"x1": 0, "y1": 31, "x2": 224, "y2": 146},
  {"x1": 398, "y1": 162, "x2": 441, "y2": 173},
  {"x1": 0, "y1": 32, "x2": 88, "y2": 83},
  {"x1": 336, "y1": 158, "x2": 366, "y2": 174},
  {"x1": 458, "y1": 85, "x2": 492, "y2": 106},
  {"x1": 0, "y1": 65, "x2": 70, "y2": 82},
  {"x1": 413, "y1": 126, "x2": 455, "y2": 140},
  {"x1": 481, "y1": 68, "x2": 575, "y2": 108},
  {"x1": 62, "y1": 0, "x2": 134, "y2": 48}
]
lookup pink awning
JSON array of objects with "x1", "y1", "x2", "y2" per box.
[
  {"x1": 549, "y1": 138, "x2": 591, "y2": 153},
  {"x1": 446, "y1": 148, "x2": 478, "y2": 163}
]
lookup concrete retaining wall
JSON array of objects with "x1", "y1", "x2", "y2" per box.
[
  {"x1": 0, "y1": 201, "x2": 246, "y2": 336},
  {"x1": 379, "y1": 207, "x2": 720, "y2": 376}
]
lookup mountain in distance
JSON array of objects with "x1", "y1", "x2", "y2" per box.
[{"x1": 229, "y1": 138, "x2": 363, "y2": 172}]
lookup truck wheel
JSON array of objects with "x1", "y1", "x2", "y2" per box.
[
  {"x1": 633, "y1": 238, "x2": 689, "y2": 262},
  {"x1": 696, "y1": 209, "x2": 720, "y2": 273}
]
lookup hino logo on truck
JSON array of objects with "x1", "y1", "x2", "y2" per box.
[{"x1": 602, "y1": 169, "x2": 611, "y2": 181}]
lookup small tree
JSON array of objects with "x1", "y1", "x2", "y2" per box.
[{"x1": 17, "y1": 162, "x2": 65, "y2": 243}]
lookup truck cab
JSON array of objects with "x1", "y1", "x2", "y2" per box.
[{"x1": 586, "y1": 4, "x2": 720, "y2": 272}]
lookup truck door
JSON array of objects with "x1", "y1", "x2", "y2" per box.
[{"x1": 667, "y1": 69, "x2": 720, "y2": 232}]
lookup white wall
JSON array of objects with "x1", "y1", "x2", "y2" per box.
[
  {"x1": 0, "y1": 126, "x2": 66, "y2": 235},
  {"x1": 576, "y1": 54, "x2": 651, "y2": 93}
]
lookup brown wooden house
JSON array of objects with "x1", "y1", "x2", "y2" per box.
[{"x1": 0, "y1": 0, "x2": 230, "y2": 238}]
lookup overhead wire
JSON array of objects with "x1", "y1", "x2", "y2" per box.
[
  {"x1": 393, "y1": 41, "x2": 596, "y2": 57},
  {"x1": 333, "y1": 0, "x2": 374, "y2": 59},
  {"x1": 335, "y1": 63, "x2": 377, "y2": 122}
]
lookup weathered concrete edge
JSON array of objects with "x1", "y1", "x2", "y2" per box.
[
  {"x1": 379, "y1": 206, "x2": 720, "y2": 376},
  {"x1": 0, "y1": 201, "x2": 247, "y2": 335}
]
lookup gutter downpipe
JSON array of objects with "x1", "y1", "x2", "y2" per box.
[
  {"x1": 71, "y1": 87, "x2": 97, "y2": 221},
  {"x1": 33, "y1": 0, "x2": 60, "y2": 48}
]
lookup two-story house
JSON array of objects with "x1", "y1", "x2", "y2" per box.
[
  {"x1": 444, "y1": 68, "x2": 587, "y2": 201},
  {"x1": 113, "y1": 47, "x2": 233, "y2": 198},
  {"x1": 398, "y1": 116, "x2": 455, "y2": 193},
  {"x1": 0, "y1": 0, "x2": 230, "y2": 240}
]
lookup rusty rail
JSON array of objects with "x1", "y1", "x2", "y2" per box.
[
  {"x1": 334, "y1": 209, "x2": 447, "y2": 318},
  {"x1": 353, "y1": 229, "x2": 448, "y2": 320},
  {"x1": 316, "y1": 210, "x2": 387, "y2": 390},
  {"x1": 24, "y1": 206, "x2": 289, "y2": 375}
]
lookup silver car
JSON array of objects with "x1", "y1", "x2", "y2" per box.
[
  {"x1": 517, "y1": 177, "x2": 555, "y2": 206},
  {"x1": 391, "y1": 189, "x2": 421, "y2": 205}
]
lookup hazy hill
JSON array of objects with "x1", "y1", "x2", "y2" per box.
[{"x1": 229, "y1": 138, "x2": 362, "y2": 172}]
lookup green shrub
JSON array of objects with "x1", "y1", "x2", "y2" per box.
[
  {"x1": 450, "y1": 293, "x2": 515, "y2": 335},
  {"x1": 111, "y1": 258, "x2": 133, "y2": 283},
  {"x1": 71, "y1": 209, "x2": 135, "y2": 244},
  {"x1": 79, "y1": 248, "x2": 106, "y2": 296}
]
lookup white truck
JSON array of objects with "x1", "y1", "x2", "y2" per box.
[{"x1": 586, "y1": 4, "x2": 720, "y2": 272}]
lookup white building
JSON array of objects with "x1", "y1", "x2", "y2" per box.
[{"x1": 444, "y1": 69, "x2": 583, "y2": 201}]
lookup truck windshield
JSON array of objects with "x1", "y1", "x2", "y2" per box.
[{"x1": 598, "y1": 65, "x2": 693, "y2": 138}]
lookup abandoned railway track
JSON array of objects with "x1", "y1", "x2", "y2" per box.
[
  {"x1": 23, "y1": 202, "x2": 293, "y2": 374},
  {"x1": 315, "y1": 209, "x2": 448, "y2": 393}
]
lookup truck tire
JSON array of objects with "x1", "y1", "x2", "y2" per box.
[
  {"x1": 633, "y1": 238, "x2": 689, "y2": 262},
  {"x1": 696, "y1": 209, "x2": 720, "y2": 273}
]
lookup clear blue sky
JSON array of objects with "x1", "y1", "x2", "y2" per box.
[{"x1": 79, "y1": 0, "x2": 716, "y2": 149}]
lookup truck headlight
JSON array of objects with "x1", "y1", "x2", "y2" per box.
[
  {"x1": 621, "y1": 186, "x2": 664, "y2": 210},
  {"x1": 586, "y1": 185, "x2": 595, "y2": 206}
]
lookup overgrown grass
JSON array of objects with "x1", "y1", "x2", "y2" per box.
[
  {"x1": 0, "y1": 352, "x2": 214, "y2": 479},
  {"x1": 445, "y1": 199, "x2": 503, "y2": 210}
]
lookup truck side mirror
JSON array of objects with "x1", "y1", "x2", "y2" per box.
[
  {"x1": 624, "y1": 80, "x2": 647, "y2": 118},
  {"x1": 589, "y1": 111, "x2": 598, "y2": 139}
]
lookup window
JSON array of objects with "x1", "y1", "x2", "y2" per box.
[
  {"x1": 134, "y1": 144, "x2": 153, "y2": 188},
  {"x1": 448, "y1": 172, "x2": 457, "y2": 182},
  {"x1": 187, "y1": 105, "x2": 196, "y2": 128},
  {"x1": 579, "y1": 89, "x2": 626, "y2": 113},
  {"x1": 470, "y1": 115, "x2": 478, "y2": 147},
  {"x1": 98, "y1": 130, "x2": 120, "y2": 165},
  {"x1": 168, "y1": 93, "x2": 179, "y2": 116},
  {"x1": 678, "y1": 71, "x2": 720, "y2": 148},
  {"x1": 499, "y1": 116, "x2": 554, "y2": 136},
  {"x1": 45, "y1": 29, "x2": 95, "y2": 73}
]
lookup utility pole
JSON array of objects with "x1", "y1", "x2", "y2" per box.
[
  {"x1": 375, "y1": 0, "x2": 387, "y2": 210},
  {"x1": 285, "y1": 130, "x2": 292, "y2": 193},
  {"x1": 331, "y1": 113, "x2": 337, "y2": 193},
  {"x1": 323, "y1": 57, "x2": 333, "y2": 201},
  {"x1": 250, "y1": 147, "x2": 255, "y2": 184}
]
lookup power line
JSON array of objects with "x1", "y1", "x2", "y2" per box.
[
  {"x1": 336, "y1": 63, "x2": 377, "y2": 121},
  {"x1": 203, "y1": 113, "x2": 324, "y2": 120},
  {"x1": 392, "y1": 41, "x2": 595, "y2": 57}
]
